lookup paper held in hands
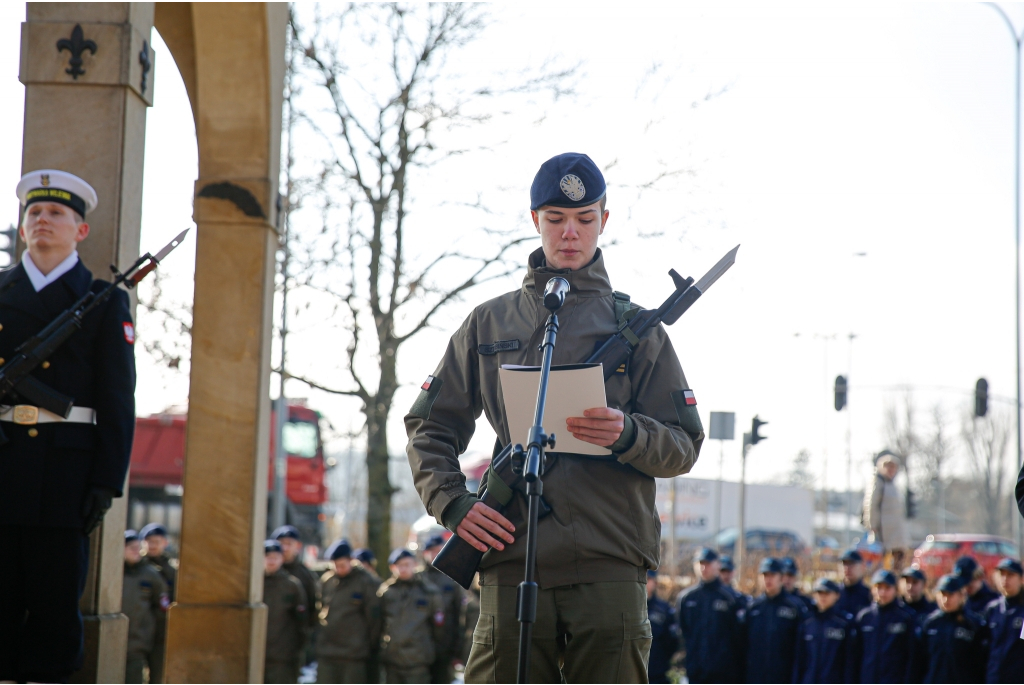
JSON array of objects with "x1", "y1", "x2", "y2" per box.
[{"x1": 498, "y1": 363, "x2": 610, "y2": 457}]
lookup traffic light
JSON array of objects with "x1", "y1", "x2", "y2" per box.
[
  {"x1": 906, "y1": 487, "x2": 916, "y2": 519},
  {"x1": 974, "y1": 378, "x2": 988, "y2": 418},
  {"x1": 751, "y1": 415, "x2": 768, "y2": 445},
  {"x1": 0, "y1": 225, "x2": 17, "y2": 267},
  {"x1": 834, "y1": 375, "x2": 847, "y2": 411}
]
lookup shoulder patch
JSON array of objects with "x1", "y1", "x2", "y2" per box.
[
  {"x1": 671, "y1": 389, "x2": 703, "y2": 438},
  {"x1": 410, "y1": 375, "x2": 443, "y2": 420},
  {"x1": 123, "y1": 322, "x2": 135, "y2": 344}
]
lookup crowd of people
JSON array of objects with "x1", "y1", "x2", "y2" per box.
[{"x1": 647, "y1": 548, "x2": 1024, "y2": 684}]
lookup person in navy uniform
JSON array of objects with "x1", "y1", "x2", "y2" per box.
[
  {"x1": 900, "y1": 567, "x2": 936, "y2": 623},
  {"x1": 835, "y1": 549, "x2": 871, "y2": 620},
  {"x1": 677, "y1": 548, "x2": 744, "y2": 683},
  {"x1": 851, "y1": 569, "x2": 916, "y2": 683},
  {"x1": 781, "y1": 556, "x2": 814, "y2": 612},
  {"x1": 744, "y1": 557, "x2": 807, "y2": 684},
  {"x1": 955, "y1": 556, "x2": 1000, "y2": 615},
  {"x1": 985, "y1": 558, "x2": 1024, "y2": 684},
  {"x1": 0, "y1": 170, "x2": 136, "y2": 684},
  {"x1": 645, "y1": 570, "x2": 678, "y2": 684},
  {"x1": 914, "y1": 573, "x2": 988, "y2": 683},
  {"x1": 793, "y1": 578, "x2": 856, "y2": 684},
  {"x1": 719, "y1": 554, "x2": 749, "y2": 606}
]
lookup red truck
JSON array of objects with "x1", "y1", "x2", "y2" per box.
[{"x1": 127, "y1": 401, "x2": 329, "y2": 544}]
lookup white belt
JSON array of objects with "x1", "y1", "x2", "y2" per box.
[{"x1": 0, "y1": 405, "x2": 97, "y2": 425}]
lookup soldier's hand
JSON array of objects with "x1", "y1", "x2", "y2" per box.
[
  {"x1": 456, "y1": 502, "x2": 515, "y2": 553},
  {"x1": 566, "y1": 407, "x2": 624, "y2": 447},
  {"x1": 81, "y1": 486, "x2": 117, "y2": 535}
]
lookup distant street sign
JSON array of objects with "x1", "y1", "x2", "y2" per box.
[{"x1": 709, "y1": 411, "x2": 736, "y2": 441}]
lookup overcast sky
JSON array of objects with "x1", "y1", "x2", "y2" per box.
[{"x1": 2, "y1": 2, "x2": 1022, "y2": 500}]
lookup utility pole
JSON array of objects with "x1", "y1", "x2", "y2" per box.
[
  {"x1": 709, "y1": 411, "x2": 737, "y2": 542},
  {"x1": 845, "y1": 334, "x2": 855, "y2": 547},
  {"x1": 668, "y1": 477, "x2": 677, "y2": 578},
  {"x1": 738, "y1": 416, "x2": 767, "y2": 582}
]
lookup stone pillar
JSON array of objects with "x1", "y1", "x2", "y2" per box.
[
  {"x1": 18, "y1": 3, "x2": 155, "y2": 683},
  {"x1": 158, "y1": 3, "x2": 286, "y2": 682}
]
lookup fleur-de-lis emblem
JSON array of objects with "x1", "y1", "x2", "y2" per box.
[
  {"x1": 40, "y1": 174, "x2": 50, "y2": 187},
  {"x1": 560, "y1": 174, "x2": 586, "y2": 202},
  {"x1": 56, "y1": 24, "x2": 98, "y2": 80}
]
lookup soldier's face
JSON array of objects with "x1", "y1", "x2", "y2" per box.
[
  {"x1": 124, "y1": 540, "x2": 142, "y2": 564},
  {"x1": 265, "y1": 551, "x2": 284, "y2": 574},
  {"x1": 761, "y1": 572, "x2": 781, "y2": 596},
  {"x1": 20, "y1": 201, "x2": 89, "y2": 258},
  {"x1": 873, "y1": 583, "x2": 897, "y2": 606},
  {"x1": 937, "y1": 589, "x2": 964, "y2": 613},
  {"x1": 782, "y1": 574, "x2": 796, "y2": 590},
  {"x1": 720, "y1": 569, "x2": 734, "y2": 584},
  {"x1": 144, "y1": 535, "x2": 168, "y2": 557},
  {"x1": 842, "y1": 561, "x2": 863, "y2": 583},
  {"x1": 997, "y1": 570, "x2": 1022, "y2": 597},
  {"x1": 279, "y1": 537, "x2": 301, "y2": 562},
  {"x1": 814, "y1": 591, "x2": 839, "y2": 611},
  {"x1": 696, "y1": 560, "x2": 720, "y2": 583},
  {"x1": 333, "y1": 557, "x2": 352, "y2": 577},
  {"x1": 901, "y1": 577, "x2": 925, "y2": 602},
  {"x1": 392, "y1": 557, "x2": 417, "y2": 581},
  {"x1": 531, "y1": 202, "x2": 608, "y2": 271}
]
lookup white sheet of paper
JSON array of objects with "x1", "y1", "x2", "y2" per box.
[{"x1": 498, "y1": 363, "x2": 610, "y2": 457}]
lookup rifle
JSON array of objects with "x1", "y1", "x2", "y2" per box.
[
  {"x1": 431, "y1": 245, "x2": 740, "y2": 589},
  {"x1": 0, "y1": 229, "x2": 190, "y2": 446}
]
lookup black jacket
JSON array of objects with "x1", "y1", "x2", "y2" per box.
[
  {"x1": 647, "y1": 594, "x2": 678, "y2": 683},
  {"x1": 852, "y1": 601, "x2": 916, "y2": 683},
  {"x1": 0, "y1": 261, "x2": 135, "y2": 528},
  {"x1": 985, "y1": 592, "x2": 1024, "y2": 684},
  {"x1": 793, "y1": 606, "x2": 855, "y2": 684},
  {"x1": 914, "y1": 609, "x2": 988, "y2": 683},
  {"x1": 677, "y1": 578, "x2": 745, "y2": 683},
  {"x1": 744, "y1": 591, "x2": 807, "y2": 684},
  {"x1": 835, "y1": 581, "x2": 871, "y2": 620}
]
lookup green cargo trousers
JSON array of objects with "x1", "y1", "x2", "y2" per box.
[{"x1": 465, "y1": 581, "x2": 652, "y2": 684}]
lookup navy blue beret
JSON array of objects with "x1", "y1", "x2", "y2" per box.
[
  {"x1": 936, "y1": 573, "x2": 965, "y2": 593},
  {"x1": 124, "y1": 529, "x2": 140, "y2": 543},
  {"x1": 841, "y1": 549, "x2": 863, "y2": 563},
  {"x1": 388, "y1": 548, "x2": 415, "y2": 565},
  {"x1": 327, "y1": 539, "x2": 352, "y2": 560},
  {"x1": 954, "y1": 556, "x2": 979, "y2": 577},
  {"x1": 647, "y1": 569, "x2": 658, "y2": 579},
  {"x1": 719, "y1": 555, "x2": 735, "y2": 571},
  {"x1": 264, "y1": 539, "x2": 283, "y2": 555},
  {"x1": 871, "y1": 569, "x2": 897, "y2": 586},
  {"x1": 530, "y1": 153, "x2": 606, "y2": 211},
  {"x1": 996, "y1": 557, "x2": 1024, "y2": 575},
  {"x1": 140, "y1": 523, "x2": 168, "y2": 539},
  {"x1": 813, "y1": 578, "x2": 841, "y2": 594},
  {"x1": 272, "y1": 525, "x2": 301, "y2": 541},
  {"x1": 695, "y1": 547, "x2": 719, "y2": 563},
  {"x1": 781, "y1": 556, "x2": 798, "y2": 575},
  {"x1": 424, "y1": 535, "x2": 445, "y2": 551},
  {"x1": 901, "y1": 567, "x2": 926, "y2": 582},
  {"x1": 354, "y1": 548, "x2": 375, "y2": 564},
  {"x1": 759, "y1": 557, "x2": 783, "y2": 574}
]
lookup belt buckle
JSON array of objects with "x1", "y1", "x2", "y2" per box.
[{"x1": 12, "y1": 405, "x2": 39, "y2": 425}]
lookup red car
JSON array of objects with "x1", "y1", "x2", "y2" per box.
[{"x1": 913, "y1": 534, "x2": 1020, "y2": 584}]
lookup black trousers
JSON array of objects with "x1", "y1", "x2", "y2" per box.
[{"x1": 0, "y1": 525, "x2": 89, "y2": 683}]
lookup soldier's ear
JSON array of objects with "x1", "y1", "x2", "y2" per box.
[
  {"x1": 75, "y1": 222, "x2": 90, "y2": 243},
  {"x1": 600, "y1": 209, "x2": 609, "y2": 234},
  {"x1": 531, "y1": 210, "x2": 541, "y2": 233}
]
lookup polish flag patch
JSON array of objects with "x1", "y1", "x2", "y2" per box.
[
  {"x1": 123, "y1": 323, "x2": 136, "y2": 345},
  {"x1": 421, "y1": 376, "x2": 435, "y2": 391},
  {"x1": 434, "y1": 611, "x2": 445, "y2": 626},
  {"x1": 682, "y1": 389, "x2": 697, "y2": 406}
]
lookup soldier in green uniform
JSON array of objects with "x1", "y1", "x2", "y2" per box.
[
  {"x1": 405, "y1": 153, "x2": 704, "y2": 683},
  {"x1": 140, "y1": 523, "x2": 175, "y2": 683},
  {"x1": 263, "y1": 540, "x2": 308, "y2": 684},
  {"x1": 419, "y1": 534, "x2": 465, "y2": 683},
  {"x1": 379, "y1": 549, "x2": 445, "y2": 684},
  {"x1": 316, "y1": 539, "x2": 382, "y2": 684},
  {"x1": 122, "y1": 530, "x2": 170, "y2": 684}
]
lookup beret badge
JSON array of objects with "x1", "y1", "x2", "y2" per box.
[{"x1": 559, "y1": 174, "x2": 586, "y2": 202}]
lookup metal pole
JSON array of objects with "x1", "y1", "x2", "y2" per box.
[
  {"x1": 716, "y1": 440, "x2": 724, "y2": 540},
  {"x1": 737, "y1": 435, "x2": 749, "y2": 583},
  {"x1": 845, "y1": 334, "x2": 854, "y2": 547},
  {"x1": 820, "y1": 337, "x2": 830, "y2": 542},
  {"x1": 669, "y1": 476, "x2": 677, "y2": 578}
]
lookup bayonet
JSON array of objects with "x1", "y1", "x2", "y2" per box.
[{"x1": 694, "y1": 244, "x2": 740, "y2": 294}]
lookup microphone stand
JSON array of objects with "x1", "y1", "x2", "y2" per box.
[{"x1": 514, "y1": 279, "x2": 566, "y2": 684}]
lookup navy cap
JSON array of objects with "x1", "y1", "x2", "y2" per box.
[
  {"x1": 354, "y1": 548, "x2": 375, "y2": 564},
  {"x1": 388, "y1": 548, "x2": 415, "y2": 565},
  {"x1": 936, "y1": 573, "x2": 965, "y2": 593},
  {"x1": 264, "y1": 539, "x2": 283, "y2": 555},
  {"x1": 424, "y1": 535, "x2": 445, "y2": 551},
  {"x1": 781, "y1": 557, "x2": 798, "y2": 575},
  {"x1": 841, "y1": 549, "x2": 863, "y2": 563},
  {"x1": 954, "y1": 556, "x2": 979, "y2": 578},
  {"x1": 647, "y1": 569, "x2": 658, "y2": 579},
  {"x1": 530, "y1": 153, "x2": 606, "y2": 211},
  {"x1": 695, "y1": 547, "x2": 719, "y2": 563},
  {"x1": 871, "y1": 570, "x2": 897, "y2": 586},
  {"x1": 719, "y1": 555, "x2": 735, "y2": 571},
  {"x1": 996, "y1": 558, "x2": 1024, "y2": 575},
  {"x1": 272, "y1": 525, "x2": 301, "y2": 541},
  {"x1": 124, "y1": 529, "x2": 140, "y2": 543},
  {"x1": 140, "y1": 523, "x2": 168, "y2": 539},
  {"x1": 326, "y1": 539, "x2": 352, "y2": 561},
  {"x1": 813, "y1": 578, "x2": 841, "y2": 594},
  {"x1": 901, "y1": 567, "x2": 926, "y2": 582},
  {"x1": 759, "y1": 557, "x2": 784, "y2": 574}
]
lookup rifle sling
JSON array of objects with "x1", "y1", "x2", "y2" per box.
[{"x1": 486, "y1": 460, "x2": 514, "y2": 507}]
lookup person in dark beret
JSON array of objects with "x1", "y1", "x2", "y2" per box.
[
  {"x1": 0, "y1": 170, "x2": 136, "y2": 684},
  {"x1": 123, "y1": 530, "x2": 170, "y2": 684},
  {"x1": 418, "y1": 534, "x2": 465, "y2": 684},
  {"x1": 264, "y1": 540, "x2": 308, "y2": 684},
  {"x1": 140, "y1": 522, "x2": 175, "y2": 683},
  {"x1": 379, "y1": 548, "x2": 444, "y2": 684},
  {"x1": 273, "y1": 524, "x2": 321, "y2": 663}
]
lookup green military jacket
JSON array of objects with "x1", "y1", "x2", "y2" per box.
[
  {"x1": 122, "y1": 561, "x2": 169, "y2": 657},
  {"x1": 143, "y1": 552, "x2": 177, "y2": 599},
  {"x1": 283, "y1": 556, "x2": 321, "y2": 629},
  {"x1": 264, "y1": 568, "x2": 308, "y2": 663},
  {"x1": 316, "y1": 565, "x2": 382, "y2": 661},
  {"x1": 405, "y1": 248, "x2": 704, "y2": 588},
  {"x1": 418, "y1": 564, "x2": 465, "y2": 656},
  {"x1": 379, "y1": 576, "x2": 444, "y2": 668}
]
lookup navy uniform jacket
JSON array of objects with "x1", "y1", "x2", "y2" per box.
[
  {"x1": 835, "y1": 581, "x2": 871, "y2": 620},
  {"x1": 787, "y1": 588, "x2": 815, "y2": 613},
  {"x1": 905, "y1": 597, "x2": 937, "y2": 624},
  {"x1": 852, "y1": 601, "x2": 916, "y2": 683},
  {"x1": 985, "y1": 593, "x2": 1024, "y2": 683},
  {"x1": 968, "y1": 584, "x2": 1000, "y2": 615},
  {"x1": 914, "y1": 609, "x2": 988, "y2": 683},
  {"x1": 647, "y1": 594, "x2": 678, "y2": 683},
  {"x1": 677, "y1": 578, "x2": 745, "y2": 683},
  {"x1": 793, "y1": 606, "x2": 855, "y2": 684},
  {"x1": 744, "y1": 591, "x2": 806, "y2": 684},
  {"x1": 0, "y1": 261, "x2": 135, "y2": 528}
]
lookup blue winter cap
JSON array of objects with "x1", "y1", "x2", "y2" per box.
[
  {"x1": 996, "y1": 557, "x2": 1024, "y2": 575},
  {"x1": 326, "y1": 539, "x2": 352, "y2": 560},
  {"x1": 901, "y1": 567, "x2": 926, "y2": 582},
  {"x1": 354, "y1": 548, "x2": 375, "y2": 564},
  {"x1": 781, "y1": 556, "x2": 798, "y2": 575},
  {"x1": 124, "y1": 529, "x2": 140, "y2": 543},
  {"x1": 840, "y1": 549, "x2": 863, "y2": 564},
  {"x1": 871, "y1": 569, "x2": 897, "y2": 587},
  {"x1": 936, "y1": 573, "x2": 965, "y2": 593},
  {"x1": 264, "y1": 539, "x2": 283, "y2": 555},
  {"x1": 954, "y1": 556, "x2": 979, "y2": 578},
  {"x1": 719, "y1": 555, "x2": 735, "y2": 572},
  {"x1": 388, "y1": 548, "x2": 415, "y2": 565},
  {"x1": 424, "y1": 534, "x2": 446, "y2": 551},
  {"x1": 813, "y1": 578, "x2": 841, "y2": 594},
  {"x1": 759, "y1": 557, "x2": 784, "y2": 574},
  {"x1": 530, "y1": 153, "x2": 606, "y2": 211},
  {"x1": 272, "y1": 525, "x2": 301, "y2": 541},
  {"x1": 140, "y1": 523, "x2": 168, "y2": 539},
  {"x1": 695, "y1": 547, "x2": 719, "y2": 563}
]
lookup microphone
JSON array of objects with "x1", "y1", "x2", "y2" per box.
[{"x1": 543, "y1": 277, "x2": 570, "y2": 311}]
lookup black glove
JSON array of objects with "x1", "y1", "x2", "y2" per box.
[{"x1": 81, "y1": 486, "x2": 117, "y2": 535}]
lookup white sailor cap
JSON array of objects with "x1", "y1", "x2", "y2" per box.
[{"x1": 16, "y1": 169, "x2": 98, "y2": 217}]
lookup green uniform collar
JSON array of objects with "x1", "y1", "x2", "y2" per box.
[{"x1": 525, "y1": 247, "x2": 613, "y2": 300}]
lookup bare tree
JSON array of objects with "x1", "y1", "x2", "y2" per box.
[
  {"x1": 918, "y1": 404, "x2": 954, "y2": 534},
  {"x1": 883, "y1": 391, "x2": 918, "y2": 468},
  {"x1": 284, "y1": 4, "x2": 574, "y2": 568},
  {"x1": 961, "y1": 406, "x2": 1014, "y2": 537},
  {"x1": 788, "y1": 449, "x2": 815, "y2": 489},
  {"x1": 136, "y1": 271, "x2": 192, "y2": 375}
]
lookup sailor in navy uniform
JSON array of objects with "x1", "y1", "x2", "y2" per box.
[{"x1": 0, "y1": 170, "x2": 136, "y2": 683}]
